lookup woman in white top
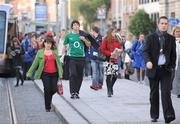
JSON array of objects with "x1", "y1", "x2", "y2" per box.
[
  {"x1": 172, "y1": 26, "x2": 180, "y2": 98},
  {"x1": 124, "y1": 33, "x2": 133, "y2": 79}
]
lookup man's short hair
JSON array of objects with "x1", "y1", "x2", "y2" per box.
[
  {"x1": 92, "y1": 26, "x2": 99, "y2": 33},
  {"x1": 71, "y1": 20, "x2": 80, "y2": 29},
  {"x1": 158, "y1": 16, "x2": 168, "y2": 24}
]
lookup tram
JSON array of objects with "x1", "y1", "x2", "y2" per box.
[{"x1": 0, "y1": 4, "x2": 18, "y2": 75}]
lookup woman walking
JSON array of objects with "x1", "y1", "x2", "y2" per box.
[
  {"x1": 27, "y1": 35, "x2": 63, "y2": 112},
  {"x1": 9, "y1": 37, "x2": 24, "y2": 86},
  {"x1": 172, "y1": 26, "x2": 180, "y2": 98},
  {"x1": 131, "y1": 33, "x2": 146, "y2": 83},
  {"x1": 102, "y1": 28, "x2": 122, "y2": 97}
]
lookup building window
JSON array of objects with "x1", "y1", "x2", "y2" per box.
[
  {"x1": 150, "y1": 12, "x2": 159, "y2": 22},
  {"x1": 139, "y1": 0, "x2": 150, "y2": 4}
]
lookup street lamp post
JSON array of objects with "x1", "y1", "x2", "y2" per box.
[{"x1": 56, "y1": 0, "x2": 60, "y2": 41}]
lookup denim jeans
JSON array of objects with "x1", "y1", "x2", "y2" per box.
[
  {"x1": 84, "y1": 60, "x2": 91, "y2": 77},
  {"x1": 91, "y1": 60, "x2": 104, "y2": 85}
]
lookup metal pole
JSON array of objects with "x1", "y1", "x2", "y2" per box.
[
  {"x1": 101, "y1": 19, "x2": 103, "y2": 35},
  {"x1": 56, "y1": 0, "x2": 59, "y2": 37},
  {"x1": 68, "y1": 0, "x2": 71, "y2": 26}
]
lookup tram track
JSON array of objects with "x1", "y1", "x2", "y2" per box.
[
  {"x1": 6, "y1": 79, "x2": 18, "y2": 124},
  {"x1": 0, "y1": 78, "x2": 64, "y2": 124}
]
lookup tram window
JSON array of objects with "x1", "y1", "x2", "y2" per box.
[{"x1": 0, "y1": 11, "x2": 6, "y2": 53}]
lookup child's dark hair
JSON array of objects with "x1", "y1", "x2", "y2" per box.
[
  {"x1": 43, "y1": 36, "x2": 56, "y2": 49},
  {"x1": 71, "y1": 20, "x2": 80, "y2": 29}
]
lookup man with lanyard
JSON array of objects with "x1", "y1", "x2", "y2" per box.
[{"x1": 143, "y1": 16, "x2": 176, "y2": 123}]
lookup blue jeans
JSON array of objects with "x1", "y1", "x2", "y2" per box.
[
  {"x1": 84, "y1": 60, "x2": 91, "y2": 77},
  {"x1": 91, "y1": 60, "x2": 104, "y2": 85}
]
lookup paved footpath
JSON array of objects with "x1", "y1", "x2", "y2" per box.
[{"x1": 35, "y1": 78, "x2": 180, "y2": 124}]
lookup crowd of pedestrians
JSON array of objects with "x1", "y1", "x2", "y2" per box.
[{"x1": 8, "y1": 17, "x2": 180, "y2": 123}]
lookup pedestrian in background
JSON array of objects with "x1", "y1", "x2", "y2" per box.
[
  {"x1": 171, "y1": 26, "x2": 180, "y2": 98},
  {"x1": 10, "y1": 37, "x2": 24, "y2": 86},
  {"x1": 102, "y1": 27, "x2": 122, "y2": 97},
  {"x1": 115, "y1": 28, "x2": 124, "y2": 78},
  {"x1": 57, "y1": 29, "x2": 69, "y2": 80},
  {"x1": 21, "y1": 33, "x2": 34, "y2": 80},
  {"x1": 27, "y1": 35, "x2": 63, "y2": 112},
  {"x1": 143, "y1": 16, "x2": 176, "y2": 123},
  {"x1": 62, "y1": 20, "x2": 91, "y2": 99},
  {"x1": 84, "y1": 46, "x2": 92, "y2": 78},
  {"x1": 123, "y1": 33, "x2": 133, "y2": 80},
  {"x1": 131, "y1": 32, "x2": 146, "y2": 83},
  {"x1": 90, "y1": 26, "x2": 104, "y2": 90}
]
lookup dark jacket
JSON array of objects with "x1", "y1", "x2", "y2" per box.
[
  {"x1": 143, "y1": 32, "x2": 176, "y2": 78},
  {"x1": 90, "y1": 34, "x2": 103, "y2": 61},
  {"x1": 10, "y1": 45, "x2": 23, "y2": 67}
]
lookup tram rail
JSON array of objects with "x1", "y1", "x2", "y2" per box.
[{"x1": 6, "y1": 79, "x2": 18, "y2": 124}]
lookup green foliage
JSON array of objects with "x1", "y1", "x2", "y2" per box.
[
  {"x1": 71, "y1": 0, "x2": 81, "y2": 19},
  {"x1": 128, "y1": 9, "x2": 156, "y2": 38},
  {"x1": 79, "y1": 1, "x2": 97, "y2": 24},
  {"x1": 72, "y1": 0, "x2": 110, "y2": 28}
]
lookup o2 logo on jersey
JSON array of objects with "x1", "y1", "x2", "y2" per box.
[{"x1": 73, "y1": 41, "x2": 80, "y2": 48}]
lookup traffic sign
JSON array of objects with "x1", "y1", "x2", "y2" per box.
[
  {"x1": 97, "y1": 7, "x2": 106, "y2": 19},
  {"x1": 169, "y1": 18, "x2": 180, "y2": 26}
]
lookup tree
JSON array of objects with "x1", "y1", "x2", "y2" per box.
[
  {"x1": 73, "y1": 0, "x2": 110, "y2": 29},
  {"x1": 128, "y1": 9, "x2": 156, "y2": 38}
]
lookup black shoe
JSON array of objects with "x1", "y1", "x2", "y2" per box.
[
  {"x1": 165, "y1": 116, "x2": 175, "y2": 123},
  {"x1": 15, "y1": 84, "x2": 19, "y2": 87},
  {"x1": 177, "y1": 94, "x2": 180, "y2": 98},
  {"x1": 75, "y1": 93, "x2": 80, "y2": 99},
  {"x1": 151, "y1": 118, "x2": 158, "y2": 122},
  {"x1": 70, "y1": 93, "x2": 75, "y2": 99}
]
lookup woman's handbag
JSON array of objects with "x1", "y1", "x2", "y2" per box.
[
  {"x1": 57, "y1": 80, "x2": 63, "y2": 95},
  {"x1": 125, "y1": 62, "x2": 134, "y2": 75},
  {"x1": 104, "y1": 62, "x2": 119, "y2": 75}
]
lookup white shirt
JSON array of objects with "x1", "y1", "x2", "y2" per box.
[
  {"x1": 124, "y1": 40, "x2": 132, "y2": 63},
  {"x1": 175, "y1": 38, "x2": 180, "y2": 70},
  {"x1": 58, "y1": 39, "x2": 64, "y2": 56}
]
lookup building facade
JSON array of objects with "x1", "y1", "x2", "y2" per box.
[
  {"x1": 160, "y1": 0, "x2": 180, "y2": 20},
  {"x1": 138, "y1": 0, "x2": 160, "y2": 22},
  {"x1": 111, "y1": 0, "x2": 138, "y2": 33},
  {"x1": 1, "y1": 0, "x2": 67, "y2": 33},
  {"x1": 110, "y1": 0, "x2": 180, "y2": 33}
]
